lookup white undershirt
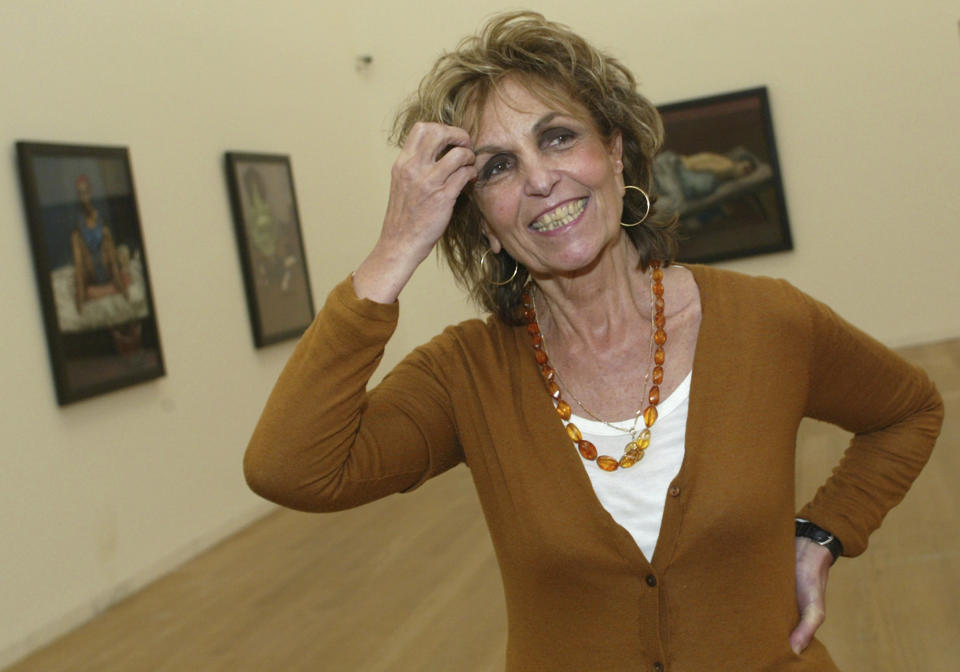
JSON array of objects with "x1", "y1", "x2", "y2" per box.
[{"x1": 571, "y1": 371, "x2": 691, "y2": 561}]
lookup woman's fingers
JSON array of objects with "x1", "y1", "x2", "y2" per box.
[
  {"x1": 374, "y1": 123, "x2": 477, "y2": 275},
  {"x1": 789, "y1": 602, "x2": 824, "y2": 655},
  {"x1": 401, "y1": 123, "x2": 472, "y2": 174},
  {"x1": 435, "y1": 146, "x2": 477, "y2": 189}
]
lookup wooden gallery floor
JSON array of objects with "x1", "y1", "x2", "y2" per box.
[{"x1": 7, "y1": 338, "x2": 959, "y2": 672}]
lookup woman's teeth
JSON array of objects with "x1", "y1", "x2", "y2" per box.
[{"x1": 530, "y1": 198, "x2": 587, "y2": 232}]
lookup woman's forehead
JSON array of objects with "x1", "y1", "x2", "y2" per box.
[{"x1": 469, "y1": 75, "x2": 593, "y2": 140}]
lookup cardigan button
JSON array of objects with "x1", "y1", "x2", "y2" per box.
[
  {"x1": 646, "y1": 574, "x2": 657, "y2": 587},
  {"x1": 669, "y1": 485, "x2": 681, "y2": 497},
  {"x1": 653, "y1": 663, "x2": 665, "y2": 672}
]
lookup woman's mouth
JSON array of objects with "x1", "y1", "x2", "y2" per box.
[{"x1": 530, "y1": 198, "x2": 587, "y2": 232}]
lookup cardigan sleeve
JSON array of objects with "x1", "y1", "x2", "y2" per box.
[
  {"x1": 796, "y1": 291, "x2": 943, "y2": 557},
  {"x1": 243, "y1": 276, "x2": 464, "y2": 512}
]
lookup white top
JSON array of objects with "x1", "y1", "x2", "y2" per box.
[{"x1": 571, "y1": 371, "x2": 691, "y2": 561}]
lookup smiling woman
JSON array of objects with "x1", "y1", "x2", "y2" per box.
[
  {"x1": 243, "y1": 11, "x2": 942, "y2": 671},
  {"x1": 470, "y1": 81, "x2": 628, "y2": 281}
]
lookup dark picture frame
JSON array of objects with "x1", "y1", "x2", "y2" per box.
[
  {"x1": 654, "y1": 87, "x2": 792, "y2": 264},
  {"x1": 225, "y1": 152, "x2": 315, "y2": 347},
  {"x1": 16, "y1": 141, "x2": 165, "y2": 405}
]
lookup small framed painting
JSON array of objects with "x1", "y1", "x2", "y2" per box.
[
  {"x1": 225, "y1": 152, "x2": 315, "y2": 347},
  {"x1": 654, "y1": 87, "x2": 792, "y2": 263},
  {"x1": 16, "y1": 141, "x2": 165, "y2": 405}
]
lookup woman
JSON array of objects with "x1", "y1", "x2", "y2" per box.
[
  {"x1": 244, "y1": 12, "x2": 942, "y2": 670},
  {"x1": 71, "y1": 174, "x2": 128, "y2": 312}
]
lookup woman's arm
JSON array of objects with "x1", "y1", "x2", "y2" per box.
[
  {"x1": 797, "y1": 294, "x2": 943, "y2": 555},
  {"x1": 244, "y1": 122, "x2": 477, "y2": 512},
  {"x1": 788, "y1": 291, "x2": 942, "y2": 653},
  {"x1": 243, "y1": 277, "x2": 463, "y2": 512}
]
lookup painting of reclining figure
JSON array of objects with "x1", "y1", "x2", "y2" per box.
[{"x1": 654, "y1": 87, "x2": 793, "y2": 263}]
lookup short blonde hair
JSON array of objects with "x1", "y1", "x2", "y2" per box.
[{"x1": 392, "y1": 10, "x2": 676, "y2": 324}]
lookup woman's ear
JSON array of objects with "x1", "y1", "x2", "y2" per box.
[
  {"x1": 481, "y1": 222, "x2": 503, "y2": 254},
  {"x1": 609, "y1": 130, "x2": 624, "y2": 175}
]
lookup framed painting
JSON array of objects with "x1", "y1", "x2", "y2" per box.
[
  {"x1": 654, "y1": 87, "x2": 792, "y2": 263},
  {"x1": 16, "y1": 141, "x2": 165, "y2": 405},
  {"x1": 225, "y1": 152, "x2": 315, "y2": 347}
]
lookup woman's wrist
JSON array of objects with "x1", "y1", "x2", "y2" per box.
[
  {"x1": 795, "y1": 518, "x2": 844, "y2": 564},
  {"x1": 352, "y1": 241, "x2": 422, "y2": 305}
]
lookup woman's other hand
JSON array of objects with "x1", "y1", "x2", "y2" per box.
[
  {"x1": 790, "y1": 537, "x2": 834, "y2": 655},
  {"x1": 354, "y1": 123, "x2": 477, "y2": 303}
]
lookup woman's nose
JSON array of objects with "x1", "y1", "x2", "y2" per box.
[{"x1": 523, "y1": 157, "x2": 559, "y2": 197}]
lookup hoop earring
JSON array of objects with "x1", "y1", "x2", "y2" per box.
[
  {"x1": 620, "y1": 185, "x2": 651, "y2": 227},
  {"x1": 480, "y1": 249, "x2": 518, "y2": 287}
]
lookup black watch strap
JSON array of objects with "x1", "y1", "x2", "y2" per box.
[{"x1": 795, "y1": 518, "x2": 844, "y2": 563}]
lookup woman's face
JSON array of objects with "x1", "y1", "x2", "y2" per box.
[{"x1": 470, "y1": 77, "x2": 625, "y2": 279}]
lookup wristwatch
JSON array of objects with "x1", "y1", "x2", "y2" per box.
[{"x1": 795, "y1": 518, "x2": 844, "y2": 564}]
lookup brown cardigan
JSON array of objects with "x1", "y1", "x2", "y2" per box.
[{"x1": 245, "y1": 264, "x2": 943, "y2": 671}]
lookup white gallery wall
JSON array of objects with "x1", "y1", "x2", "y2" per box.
[{"x1": 1, "y1": 0, "x2": 958, "y2": 666}]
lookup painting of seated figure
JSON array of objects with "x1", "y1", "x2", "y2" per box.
[{"x1": 17, "y1": 142, "x2": 165, "y2": 405}]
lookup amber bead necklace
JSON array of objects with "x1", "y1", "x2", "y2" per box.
[{"x1": 522, "y1": 261, "x2": 667, "y2": 472}]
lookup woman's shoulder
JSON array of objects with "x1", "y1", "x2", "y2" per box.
[
  {"x1": 402, "y1": 312, "x2": 525, "y2": 384},
  {"x1": 427, "y1": 312, "x2": 518, "y2": 355},
  {"x1": 682, "y1": 263, "x2": 824, "y2": 341},
  {"x1": 684, "y1": 263, "x2": 811, "y2": 307}
]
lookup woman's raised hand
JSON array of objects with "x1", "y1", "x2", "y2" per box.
[{"x1": 353, "y1": 123, "x2": 478, "y2": 304}]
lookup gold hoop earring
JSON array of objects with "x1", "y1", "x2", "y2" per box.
[
  {"x1": 620, "y1": 185, "x2": 651, "y2": 227},
  {"x1": 480, "y1": 249, "x2": 518, "y2": 287}
]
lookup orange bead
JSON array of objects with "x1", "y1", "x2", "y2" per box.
[
  {"x1": 648, "y1": 386, "x2": 660, "y2": 405},
  {"x1": 654, "y1": 329, "x2": 666, "y2": 345},
  {"x1": 547, "y1": 381, "x2": 561, "y2": 398},
  {"x1": 566, "y1": 423, "x2": 582, "y2": 442},
  {"x1": 530, "y1": 332, "x2": 543, "y2": 347},
  {"x1": 654, "y1": 347, "x2": 665, "y2": 365},
  {"x1": 638, "y1": 429, "x2": 651, "y2": 450},
  {"x1": 655, "y1": 313, "x2": 666, "y2": 328},
  {"x1": 524, "y1": 308, "x2": 536, "y2": 322},
  {"x1": 556, "y1": 400, "x2": 572, "y2": 421},
  {"x1": 597, "y1": 455, "x2": 619, "y2": 471},
  {"x1": 652, "y1": 366, "x2": 663, "y2": 384},
  {"x1": 578, "y1": 440, "x2": 598, "y2": 460},
  {"x1": 643, "y1": 405, "x2": 658, "y2": 427},
  {"x1": 535, "y1": 350, "x2": 549, "y2": 365},
  {"x1": 652, "y1": 268, "x2": 663, "y2": 282},
  {"x1": 521, "y1": 292, "x2": 531, "y2": 306},
  {"x1": 619, "y1": 454, "x2": 638, "y2": 469},
  {"x1": 653, "y1": 283, "x2": 664, "y2": 296},
  {"x1": 541, "y1": 365, "x2": 555, "y2": 381},
  {"x1": 527, "y1": 322, "x2": 540, "y2": 335},
  {"x1": 655, "y1": 297, "x2": 665, "y2": 311}
]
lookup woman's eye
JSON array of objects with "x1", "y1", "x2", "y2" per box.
[
  {"x1": 481, "y1": 155, "x2": 513, "y2": 180},
  {"x1": 543, "y1": 128, "x2": 576, "y2": 148}
]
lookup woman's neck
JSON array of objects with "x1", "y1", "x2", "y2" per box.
[{"x1": 531, "y1": 235, "x2": 653, "y2": 352}]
